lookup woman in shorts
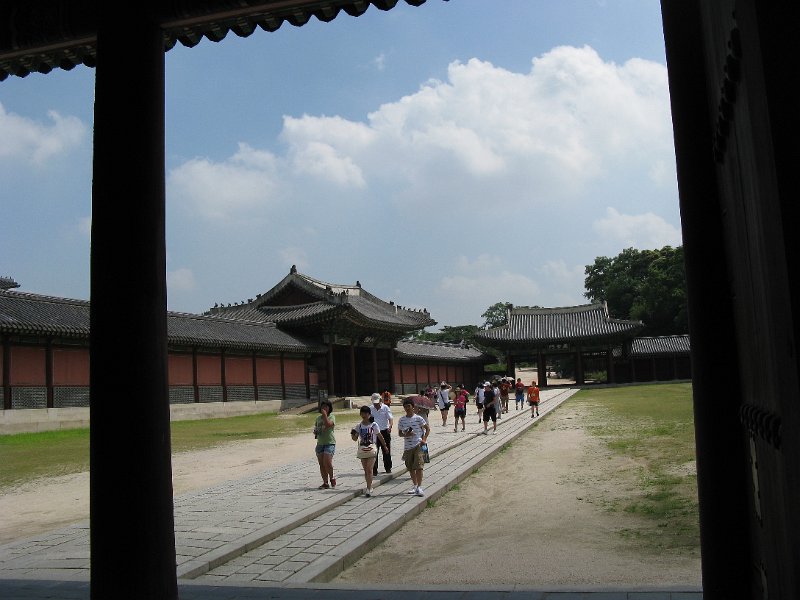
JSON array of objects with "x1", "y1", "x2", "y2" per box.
[
  {"x1": 314, "y1": 400, "x2": 336, "y2": 489},
  {"x1": 351, "y1": 405, "x2": 388, "y2": 497}
]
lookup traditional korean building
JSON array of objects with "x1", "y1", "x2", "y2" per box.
[
  {"x1": 476, "y1": 303, "x2": 647, "y2": 386},
  {"x1": 1, "y1": 268, "x2": 492, "y2": 411}
]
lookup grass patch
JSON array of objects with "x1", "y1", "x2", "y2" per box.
[
  {"x1": 0, "y1": 409, "x2": 364, "y2": 490},
  {"x1": 569, "y1": 382, "x2": 699, "y2": 552}
]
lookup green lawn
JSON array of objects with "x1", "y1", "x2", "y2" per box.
[
  {"x1": 0, "y1": 408, "x2": 364, "y2": 489},
  {"x1": 569, "y1": 382, "x2": 699, "y2": 551}
]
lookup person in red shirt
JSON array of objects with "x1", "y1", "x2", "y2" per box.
[
  {"x1": 452, "y1": 386, "x2": 469, "y2": 432},
  {"x1": 499, "y1": 378, "x2": 511, "y2": 413},
  {"x1": 514, "y1": 377, "x2": 526, "y2": 410},
  {"x1": 527, "y1": 381, "x2": 540, "y2": 418}
]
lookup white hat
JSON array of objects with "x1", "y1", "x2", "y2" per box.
[{"x1": 371, "y1": 393, "x2": 382, "y2": 403}]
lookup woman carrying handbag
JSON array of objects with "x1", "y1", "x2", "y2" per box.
[{"x1": 351, "y1": 405, "x2": 388, "y2": 497}]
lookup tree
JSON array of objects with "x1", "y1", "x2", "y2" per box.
[
  {"x1": 584, "y1": 246, "x2": 688, "y2": 336},
  {"x1": 481, "y1": 301, "x2": 513, "y2": 329}
]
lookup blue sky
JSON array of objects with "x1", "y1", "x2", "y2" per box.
[{"x1": 0, "y1": 0, "x2": 680, "y2": 329}]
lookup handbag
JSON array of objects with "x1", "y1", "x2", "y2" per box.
[{"x1": 357, "y1": 445, "x2": 376, "y2": 459}]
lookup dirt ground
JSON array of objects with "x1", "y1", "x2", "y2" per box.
[{"x1": 0, "y1": 400, "x2": 702, "y2": 588}]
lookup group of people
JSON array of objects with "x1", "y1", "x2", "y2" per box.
[
  {"x1": 312, "y1": 378, "x2": 540, "y2": 497},
  {"x1": 313, "y1": 391, "x2": 431, "y2": 499}
]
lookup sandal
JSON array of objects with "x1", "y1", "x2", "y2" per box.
[{"x1": 318, "y1": 483, "x2": 330, "y2": 489}]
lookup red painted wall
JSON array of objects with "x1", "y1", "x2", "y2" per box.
[
  {"x1": 53, "y1": 348, "x2": 90, "y2": 385},
  {"x1": 225, "y1": 356, "x2": 252, "y2": 385},
  {"x1": 10, "y1": 346, "x2": 46, "y2": 385},
  {"x1": 283, "y1": 358, "x2": 305, "y2": 384},
  {"x1": 255, "y1": 357, "x2": 282, "y2": 384},
  {"x1": 196, "y1": 354, "x2": 221, "y2": 385},
  {"x1": 168, "y1": 354, "x2": 193, "y2": 385}
]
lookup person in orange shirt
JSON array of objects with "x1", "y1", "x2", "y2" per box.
[{"x1": 527, "y1": 381, "x2": 540, "y2": 418}]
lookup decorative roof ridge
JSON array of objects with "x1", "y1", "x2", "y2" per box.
[
  {"x1": 634, "y1": 333, "x2": 690, "y2": 340},
  {"x1": 172, "y1": 311, "x2": 279, "y2": 328},
  {"x1": 401, "y1": 339, "x2": 469, "y2": 348},
  {"x1": 511, "y1": 302, "x2": 607, "y2": 315},
  {"x1": 0, "y1": 288, "x2": 89, "y2": 307}
]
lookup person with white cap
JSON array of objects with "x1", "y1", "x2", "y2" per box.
[
  {"x1": 370, "y1": 392, "x2": 394, "y2": 475},
  {"x1": 436, "y1": 381, "x2": 452, "y2": 427}
]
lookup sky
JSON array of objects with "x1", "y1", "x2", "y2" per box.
[{"x1": 0, "y1": 0, "x2": 681, "y2": 330}]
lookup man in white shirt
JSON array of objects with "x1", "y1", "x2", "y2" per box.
[
  {"x1": 370, "y1": 393, "x2": 394, "y2": 475},
  {"x1": 398, "y1": 397, "x2": 430, "y2": 497}
]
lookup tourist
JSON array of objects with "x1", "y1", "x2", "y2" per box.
[
  {"x1": 351, "y1": 406, "x2": 389, "y2": 497},
  {"x1": 492, "y1": 380, "x2": 501, "y2": 419},
  {"x1": 314, "y1": 399, "x2": 336, "y2": 489},
  {"x1": 499, "y1": 377, "x2": 511, "y2": 413},
  {"x1": 398, "y1": 397, "x2": 430, "y2": 497},
  {"x1": 436, "y1": 381, "x2": 452, "y2": 427},
  {"x1": 483, "y1": 381, "x2": 498, "y2": 434},
  {"x1": 528, "y1": 380, "x2": 540, "y2": 417},
  {"x1": 382, "y1": 389, "x2": 392, "y2": 407},
  {"x1": 474, "y1": 381, "x2": 485, "y2": 423},
  {"x1": 515, "y1": 377, "x2": 526, "y2": 410},
  {"x1": 370, "y1": 392, "x2": 394, "y2": 475},
  {"x1": 452, "y1": 386, "x2": 468, "y2": 432}
]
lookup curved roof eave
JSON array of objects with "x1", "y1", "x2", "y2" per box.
[{"x1": 0, "y1": 0, "x2": 431, "y2": 81}]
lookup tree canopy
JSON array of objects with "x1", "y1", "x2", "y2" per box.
[
  {"x1": 481, "y1": 301, "x2": 513, "y2": 329},
  {"x1": 584, "y1": 246, "x2": 688, "y2": 336}
]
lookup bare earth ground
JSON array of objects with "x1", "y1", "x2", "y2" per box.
[{"x1": 0, "y1": 402, "x2": 702, "y2": 588}]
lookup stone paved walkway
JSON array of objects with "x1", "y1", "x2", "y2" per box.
[{"x1": 0, "y1": 388, "x2": 704, "y2": 599}]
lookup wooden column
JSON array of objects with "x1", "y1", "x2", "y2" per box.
[
  {"x1": 2, "y1": 337, "x2": 10, "y2": 410},
  {"x1": 220, "y1": 350, "x2": 227, "y2": 402},
  {"x1": 252, "y1": 352, "x2": 259, "y2": 402},
  {"x1": 349, "y1": 342, "x2": 356, "y2": 395},
  {"x1": 606, "y1": 345, "x2": 615, "y2": 384},
  {"x1": 661, "y1": 1, "x2": 752, "y2": 594},
  {"x1": 45, "y1": 339, "x2": 54, "y2": 409},
  {"x1": 280, "y1": 353, "x2": 286, "y2": 400},
  {"x1": 192, "y1": 347, "x2": 199, "y2": 403},
  {"x1": 537, "y1": 351, "x2": 547, "y2": 387},
  {"x1": 388, "y1": 347, "x2": 396, "y2": 393},
  {"x1": 575, "y1": 346, "x2": 584, "y2": 385},
  {"x1": 371, "y1": 347, "x2": 378, "y2": 394},
  {"x1": 89, "y1": 8, "x2": 177, "y2": 599},
  {"x1": 327, "y1": 342, "x2": 335, "y2": 395}
]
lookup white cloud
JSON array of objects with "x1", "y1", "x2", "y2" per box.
[
  {"x1": 167, "y1": 268, "x2": 196, "y2": 292},
  {"x1": 372, "y1": 53, "x2": 386, "y2": 72},
  {"x1": 279, "y1": 246, "x2": 309, "y2": 271},
  {"x1": 167, "y1": 143, "x2": 281, "y2": 220},
  {"x1": 0, "y1": 103, "x2": 86, "y2": 165},
  {"x1": 593, "y1": 207, "x2": 682, "y2": 249}
]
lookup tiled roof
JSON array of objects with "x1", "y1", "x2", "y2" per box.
[
  {"x1": 208, "y1": 269, "x2": 435, "y2": 331},
  {"x1": 476, "y1": 303, "x2": 643, "y2": 345},
  {"x1": 395, "y1": 340, "x2": 493, "y2": 363},
  {"x1": 629, "y1": 335, "x2": 691, "y2": 357},
  {"x1": 0, "y1": 1, "x2": 431, "y2": 81},
  {"x1": 0, "y1": 290, "x2": 324, "y2": 353}
]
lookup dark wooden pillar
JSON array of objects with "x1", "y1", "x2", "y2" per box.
[
  {"x1": 349, "y1": 342, "x2": 356, "y2": 395},
  {"x1": 327, "y1": 342, "x2": 335, "y2": 395},
  {"x1": 2, "y1": 337, "x2": 10, "y2": 409},
  {"x1": 388, "y1": 347, "x2": 396, "y2": 393},
  {"x1": 252, "y1": 352, "x2": 260, "y2": 402},
  {"x1": 575, "y1": 346, "x2": 584, "y2": 385},
  {"x1": 220, "y1": 350, "x2": 227, "y2": 403},
  {"x1": 192, "y1": 347, "x2": 199, "y2": 403},
  {"x1": 661, "y1": 2, "x2": 752, "y2": 595},
  {"x1": 45, "y1": 339, "x2": 54, "y2": 408},
  {"x1": 537, "y1": 351, "x2": 547, "y2": 387},
  {"x1": 90, "y1": 8, "x2": 177, "y2": 600},
  {"x1": 371, "y1": 346, "x2": 378, "y2": 393},
  {"x1": 280, "y1": 353, "x2": 286, "y2": 400}
]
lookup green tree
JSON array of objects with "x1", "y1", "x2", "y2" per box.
[
  {"x1": 584, "y1": 246, "x2": 688, "y2": 336},
  {"x1": 481, "y1": 301, "x2": 512, "y2": 329}
]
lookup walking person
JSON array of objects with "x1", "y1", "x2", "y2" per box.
[
  {"x1": 528, "y1": 380, "x2": 540, "y2": 417},
  {"x1": 499, "y1": 377, "x2": 511, "y2": 414},
  {"x1": 492, "y1": 380, "x2": 502, "y2": 419},
  {"x1": 453, "y1": 386, "x2": 468, "y2": 432},
  {"x1": 482, "y1": 381, "x2": 498, "y2": 434},
  {"x1": 398, "y1": 397, "x2": 430, "y2": 497},
  {"x1": 351, "y1": 406, "x2": 389, "y2": 497},
  {"x1": 474, "y1": 381, "x2": 485, "y2": 423},
  {"x1": 370, "y1": 392, "x2": 394, "y2": 475},
  {"x1": 314, "y1": 399, "x2": 336, "y2": 489},
  {"x1": 436, "y1": 381, "x2": 452, "y2": 427},
  {"x1": 515, "y1": 377, "x2": 526, "y2": 410}
]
